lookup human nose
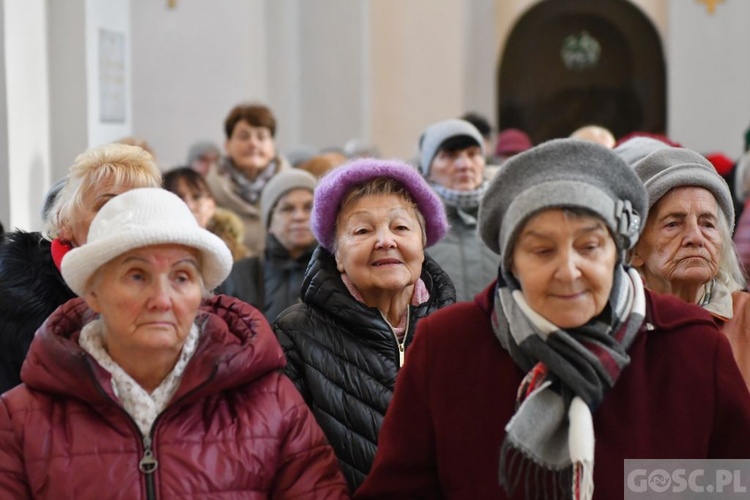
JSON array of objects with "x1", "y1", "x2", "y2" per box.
[
  {"x1": 454, "y1": 152, "x2": 470, "y2": 169},
  {"x1": 147, "y1": 277, "x2": 172, "y2": 310},
  {"x1": 682, "y1": 219, "x2": 705, "y2": 247},
  {"x1": 374, "y1": 226, "x2": 397, "y2": 249},
  {"x1": 553, "y1": 249, "x2": 582, "y2": 281}
]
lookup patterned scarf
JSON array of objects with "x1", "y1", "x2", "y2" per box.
[
  {"x1": 431, "y1": 181, "x2": 487, "y2": 210},
  {"x1": 223, "y1": 156, "x2": 277, "y2": 205},
  {"x1": 79, "y1": 319, "x2": 201, "y2": 436},
  {"x1": 492, "y1": 265, "x2": 645, "y2": 500}
]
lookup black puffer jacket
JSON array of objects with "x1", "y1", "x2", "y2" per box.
[
  {"x1": 272, "y1": 246, "x2": 455, "y2": 491},
  {"x1": 0, "y1": 231, "x2": 75, "y2": 393},
  {"x1": 220, "y1": 234, "x2": 316, "y2": 322}
]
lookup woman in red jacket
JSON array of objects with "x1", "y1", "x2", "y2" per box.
[
  {"x1": 0, "y1": 187, "x2": 348, "y2": 498},
  {"x1": 356, "y1": 139, "x2": 750, "y2": 500}
]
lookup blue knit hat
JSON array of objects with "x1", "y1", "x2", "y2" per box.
[
  {"x1": 418, "y1": 119, "x2": 485, "y2": 176},
  {"x1": 311, "y1": 158, "x2": 449, "y2": 251}
]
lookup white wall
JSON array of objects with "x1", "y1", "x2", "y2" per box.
[
  {"x1": 668, "y1": 0, "x2": 750, "y2": 158},
  {"x1": 0, "y1": 2, "x2": 8, "y2": 231},
  {"x1": 370, "y1": 0, "x2": 466, "y2": 160},
  {"x1": 85, "y1": 0, "x2": 132, "y2": 149},
  {"x1": 48, "y1": 0, "x2": 88, "y2": 180},
  {"x1": 4, "y1": 0, "x2": 50, "y2": 231},
  {"x1": 131, "y1": 0, "x2": 266, "y2": 169}
]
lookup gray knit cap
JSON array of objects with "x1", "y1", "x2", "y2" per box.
[
  {"x1": 479, "y1": 138, "x2": 648, "y2": 268},
  {"x1": 627, "y1": 146, "x2": 735, "y2": 229},
  {"x1": 261, "y1": 169, "x2": 318, "y2": 228},
  {"x1": 613, "y1": 137, "x2": 671, "y2": 167},
  {"x1": 418, "y1": 119, "x2": 485, "y2": 176}
]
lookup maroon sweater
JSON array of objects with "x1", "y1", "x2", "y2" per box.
[{"x1": 356, "y1": 283, "x2": 750, "y2": 499}]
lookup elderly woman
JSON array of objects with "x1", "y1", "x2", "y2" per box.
[
  {"x1": 355, "y1": 140, "x2": 750, "y2": 500},
  {"x1": 205, "y1": 102, "x2": 290, "y2": 257},
  {"x1": 272, "y1": 158, "x2": 456, "y2": 491},
  {"x1": 220, "y1": 168, "x2": 319, "y2": 321},
  {"x1": 0, "y1": 143, "x2": 162, "y2": 394},
  {"x1": 0, "y1": 188, "x2": 348, "y2": 498},
  {"x1": 614, "y1": 138, "x2": 750, "y2": 389}
]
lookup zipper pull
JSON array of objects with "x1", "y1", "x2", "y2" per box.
[
  {"x1": 139, "y1": 435, "x2": 159, "y2": 474},
  {"x1": 398, "y1": 343, "x2": 405, "y2": 368}
]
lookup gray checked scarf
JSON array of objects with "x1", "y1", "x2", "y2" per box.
[
  {"x1": 492, "y1": 265, "x2": 645, "y2": 500},
  {"x1": 224, "y1": 156, "x2": 278, "y2": 205},
  {"x1": 431, "y1": 181, "x2": 487, "y2": 210}
]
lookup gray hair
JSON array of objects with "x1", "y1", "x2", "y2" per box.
[{"x1": 717, "y1": 205, "x2": 746, "y2": 292}]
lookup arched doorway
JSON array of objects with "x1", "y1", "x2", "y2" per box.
[{"x1": 497, "y1": 0, "x2": 666, "y2": 144}]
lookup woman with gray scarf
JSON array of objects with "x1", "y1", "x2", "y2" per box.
[
  {"x1": 356, "y1": 139, "x2": 750, "y2": 500},
  {"x1": 417, "y1": 118, "x2": 500, "y2": 301}
]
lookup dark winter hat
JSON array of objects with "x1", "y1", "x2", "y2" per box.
[
  {"x1": 629, "y1": 146, "x2": 735, "y2": 228},
  {"x1": 261, "y1": 169, "x2": 318, "y2": 228},
  {"x1": 418, "y1": 119, "x2": 484, "y2": 176},
  {"x1": 613, "y1": 136, "x2": 671, "y2": 168},
  {"x1": 311, "y1": 158, "x2": 449, "y2": 251},
  {"x1": 479, "y1": 138, "x2": 648, "y2": 268}
]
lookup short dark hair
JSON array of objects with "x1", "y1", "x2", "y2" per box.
[
  {"x1": 224, "y1": 103, "x2": 277, "y2": 139},
  {"x1": 163, "y1": 167, "x2": 213, "y2": 198},
  {"x1": 460, "y1": 112, "x2": 492, "y2": 138}
]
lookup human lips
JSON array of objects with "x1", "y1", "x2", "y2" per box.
[
  {"x1": 549, "y1": 291, "x2": 586, "y2": 300},
  {"x1": 372, "y1": 258, "x2": 402, "y2": 267}
]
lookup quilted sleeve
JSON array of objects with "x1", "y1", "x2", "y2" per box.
[
  {"x1": 0, "y1": 397, "x2": 31, "y2": 499},
  {"x1": 270, "y1": 375, "x2": 350, "y2": 499}
]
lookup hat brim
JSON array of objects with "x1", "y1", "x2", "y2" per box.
[{"x1": 61, "y1": 224, "x2": 232, "y2": 296}]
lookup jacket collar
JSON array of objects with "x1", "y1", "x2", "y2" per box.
[{"x1": 20, "y1": 296, "x2": 285, "y2": 407}]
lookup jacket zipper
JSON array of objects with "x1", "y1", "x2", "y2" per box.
[
  {"x1": 381, "y1": 308, "x2": 410, "y2": 367},
  {"x1": 82, "y1": 354, "x2": 219, "y2": 500},
  {"x1": 140, "y1": 435, "x2": 158, "y2": 499}
]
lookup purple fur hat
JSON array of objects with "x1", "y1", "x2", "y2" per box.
[{"x1": 311, "y1": 158, "x2": 449, "y2": 251}]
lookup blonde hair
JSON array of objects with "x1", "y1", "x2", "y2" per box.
[{"x1": 44, "y1": 143, "x2": 162, "y2": 239}]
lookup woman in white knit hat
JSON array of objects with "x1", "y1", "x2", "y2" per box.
[
  {"x1": 357, "y1": 139, "x2": 750, "y2": 500},
  {"x1": 0, "y1": 187, "x2": 347, "y2": 498}
]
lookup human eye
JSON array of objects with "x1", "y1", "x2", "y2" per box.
[
  {"x1": 173, "y1": 267, "x2": 198, "y2": 285},
  {"x1": 277, "y1": 204, "x2": 295, "y2": 214},
  {"x1": 127, "y1": 269, "x2": 145, "y2": 282},
  {"x1": 700, "y1": 218, "x2": 717, "y2": 229},
  {"x1": 530, "y1": 246, "x2": 552, "y2": 256},
  {"x1": 579, "y1": 240, "x2": 601, "y2": 254}
]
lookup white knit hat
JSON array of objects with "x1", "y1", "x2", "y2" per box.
[{"x1": 61, "y1": 187, "x2": 233, "y2": 296}]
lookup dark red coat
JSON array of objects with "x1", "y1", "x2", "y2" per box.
[
  {"x1": 0, "y1": 295, "x2": 349, "y2": 499},
  {"x1": 356, "y1": 283, "x2": 750, "y2": 499}
]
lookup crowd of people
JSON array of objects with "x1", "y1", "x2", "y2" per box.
[{"x1": 1, "y1": 100, "x2": 750, "y2": 498}]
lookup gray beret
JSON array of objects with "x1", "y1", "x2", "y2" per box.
[
  {"x1": 629, "y1": 146, "x2": 734, "y2": 228},
  {"x1": 479, "y1": 138, "x2": 648, "y2": 268},
  {"x1": 418, "y1": 119, "x2": 484, "y2": 176},
  {"x1": 261, "y1": 169, "x2": 318, "y2": 228},
  {"x1": 613, "y1": 137, "x2": 671, "y2": 167}
]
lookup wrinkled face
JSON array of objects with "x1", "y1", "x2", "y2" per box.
[
  {"x1": 60, "y1": 180, "x2": 134, "y2": 247},
  {"x1": 428, "y1": 145, "x2": 485, "y2": 191},
  {"x1": 224, "y1": 120, "x2": 276, "y2": 177},
  {"x1": 334, "y1": 194, "x2": 425, "y2": 301},
  {"x1": 631, "y1": 187, "x2": 722, "y2": 292},
  {"x1": 512, "y1": 210, "x2": 617, "y2": 328},
  {"x1": 268, "y1": 188, "x2": 315, "y2": 257},
  {"x1": 172, "y1": 179, "x2": 216, "y2": 229},
  {"x1": 85, "y1": 244, "x2": 203, "y2": 364}
]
